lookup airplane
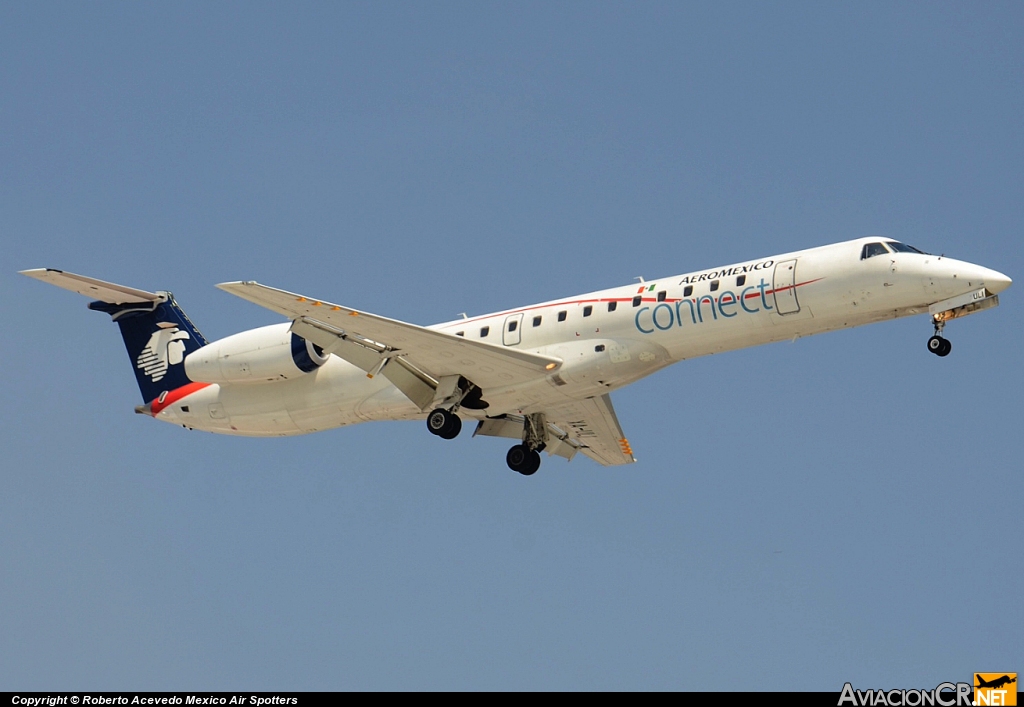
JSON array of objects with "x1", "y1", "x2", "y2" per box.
[
  {"x1": 20, "y1": 236, "x2": 1011, "y2": 475},
  {"x1": 976, "y1": 675, "x2": 1017, "y2": 690}
]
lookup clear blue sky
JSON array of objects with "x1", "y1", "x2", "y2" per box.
[{"x1": 2, "y1": 2, "x2": 1021, "y2": 690}]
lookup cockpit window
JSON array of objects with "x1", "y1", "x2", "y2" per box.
[
  {"x1": 861, "y1": 242, "x2": 891, "y2": 260},
  {"x1": 885, "y1": 241, "x2": 927, "y2": 254}
]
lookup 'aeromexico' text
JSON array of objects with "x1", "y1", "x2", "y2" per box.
[{"x1": 677, "y1": 259, "x2": 774, "y2": 283}]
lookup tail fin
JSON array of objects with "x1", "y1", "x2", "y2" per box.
[{"x1": 20, "y1": 268, "x2": 208, "y2": 403}]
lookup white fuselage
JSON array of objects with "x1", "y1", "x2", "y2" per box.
[{"x1": 153, "y1": 237, "x2": 1010, "y2": 436}]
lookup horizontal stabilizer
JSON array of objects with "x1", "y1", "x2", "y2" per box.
[
  {"x1": 21, "y1": 268, "x2": 206, "y2": 404},
  {"x1": 20, "y1": 269, "x2": 160, "y2": 304}
]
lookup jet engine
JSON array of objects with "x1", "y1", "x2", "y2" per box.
[{"x1": 184, "y1": 323, "x2": 329, "y2": 384}]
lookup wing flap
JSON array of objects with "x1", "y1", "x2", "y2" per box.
[
  {"x1": 381, "y1": 357, "x2": 437, "y2": 411},
  {"x1": 290, "y1": 317, "x2": 383, "y2": 371},
  {"x1": 290, "y1": 317, "x2": 437, "y2": 410},
  {"x1": 474, "y1": 416, "x2": 525, "y2": 441}
]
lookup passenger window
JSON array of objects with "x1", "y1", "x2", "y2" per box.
[
  {"x1": 594, "y1": 344, "x2": 606, "y2": 352},
  {"x1": 736, "y1": 275, "x2": 746, "y2": 287},
  {"x1": 861, "y1": 242, "x2": 891, "y2": 260},
  {"x1": 508, "y1": 320, "x2": 517, "y2": 332},
  {"x1": 683, "y1": 285, "x2": 693, "y2": 297},
  {"x1": 632, "y1": 295, "x2": 642, "y2": 307},
  {"x1": 710, "y1": 280, "x2": 720, "y2": 292},
  {"x1": 583, "y1": 305, "x2": 592, "y2": 317},
  {"x1": 657, "y1": 290, "x2": 666, "y2": 302},
  {"x1": 607, "y1": 301, "x2": 617, "y2": 312},
  {"x1": 557, "y1": 311, "x2": 567, "y2": 322},
  {"x1": 480, "y1": 326, "x2": 489, "y2": 337},
  {"x1": 533, "y1": 316, "x2": 542, "y2": 327}
]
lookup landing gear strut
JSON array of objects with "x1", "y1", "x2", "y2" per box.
[
  {"x1": 426, "y1": 408, "x2": 462, "y2": 439},
  {"x1": 927, "y1": 317, "x2": 952, "y2": 357},
  {"x1": 506, "y1": 412, "x2": 547, "y2": 476},
  {"x1": 425, "y1": 377, "x2": 485, "y2": 441}
]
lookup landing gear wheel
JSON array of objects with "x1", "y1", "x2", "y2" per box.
[
  {"x1": 506, "y1": 444, "x2": 528, "y2": 471},
  {"x1": 927, "y1": 336, "x2": 951, "y2": 357},
  {"x1": 440, "y1": 414, "x2": 462, "y2": 439},
  {"x1": 426, "y1": 408, "x2": 461, "y2": 439},
  {"x1": 522, "y1": 450, "x2": 541, "y2": 476},
  {"x1": 427, "y1": 409, "x2": 449, "y2": 435},
  {"x1": 506, "y1": 445, "x2": 541, "y2": 475}
]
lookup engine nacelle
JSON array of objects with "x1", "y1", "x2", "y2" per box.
[{"x1": 184, "y1": 323, "x2": 329, "y2": 384}]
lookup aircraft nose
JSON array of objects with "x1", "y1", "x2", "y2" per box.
[{"x1": 982, "y1": 268, "x2": 1012, "y2": 295}]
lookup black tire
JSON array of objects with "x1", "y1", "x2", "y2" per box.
[
  {"x1": 927, "y1": 336, "x2": 945, "y2": 354},
  {"x1": 439, "y1": 414, "x2": 462, "y2": 439},
  {"x1": 938, "y1": 339, "x2": 952, "y2": 357},
  {"x1": 427, "y1": 408, "x2": 451, "y2": 436},
  {"x1": 520, "y1": 450, "x2": 541, "y2": 476},
  {"x1": 506, "y1": 444, "x2": 528, "y2": 472}
]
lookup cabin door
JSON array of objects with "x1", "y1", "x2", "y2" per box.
[
  {"x1": 503, "y1": 313, "x2": 524, "y2": 346},
  {"x1": 772, "y1": 259, "x2": 801, "y2": 315}
]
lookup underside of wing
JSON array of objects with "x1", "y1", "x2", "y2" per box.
[
  {"x1": 474, "y1": 393, "x2": 636, "y2": 467},
  {"x1": 216, "y1": 281, "x2": 562, "y2": 409},
  {"x1": 544, "y1": 394, "x2": 637, "y2": 466}
]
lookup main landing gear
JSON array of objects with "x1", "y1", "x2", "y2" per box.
[
  {"x1": 505, "y1": 412, "x2": 546, "y2": 476},
  {"x1": 506, "y1": 444, "x2": 541, "y2": 476},
  {"x1": 927, "y1": 317, "x2": 952, "y2": 357},
  {"x1": 426, "y1": 408, "x2": 462, "y2": 439},
  {"x1": 426, "y1": 377, "x2": 487, "y2": 441},
  {"x1": 427, "y1": 404, "x2": 546, "y2": 477}
]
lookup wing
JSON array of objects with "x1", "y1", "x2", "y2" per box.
[
  {"x1": 474, "y1": 393, "x2": 637, "y2": 467},
  {"x1": 544, "y1": 394, "x2": 637, "y2": 466},
  {"x1": 216, "y1": 281, "x2": 562, "y2": 410}
]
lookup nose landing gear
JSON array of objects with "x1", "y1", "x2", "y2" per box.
[
  {"x1": 927, "y1": 317, "x2": 952, "y2": 357},
  {"x1": 927, "y1": 335, "x2": 951, "y2": 357}
]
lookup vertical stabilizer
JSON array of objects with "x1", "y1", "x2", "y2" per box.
[
  {"x1": 88, "y1": 295, "x2": 208, "y2": 403},
  {"x1": 20, "y1": 268, "x2": 208, "y2": 403}
]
